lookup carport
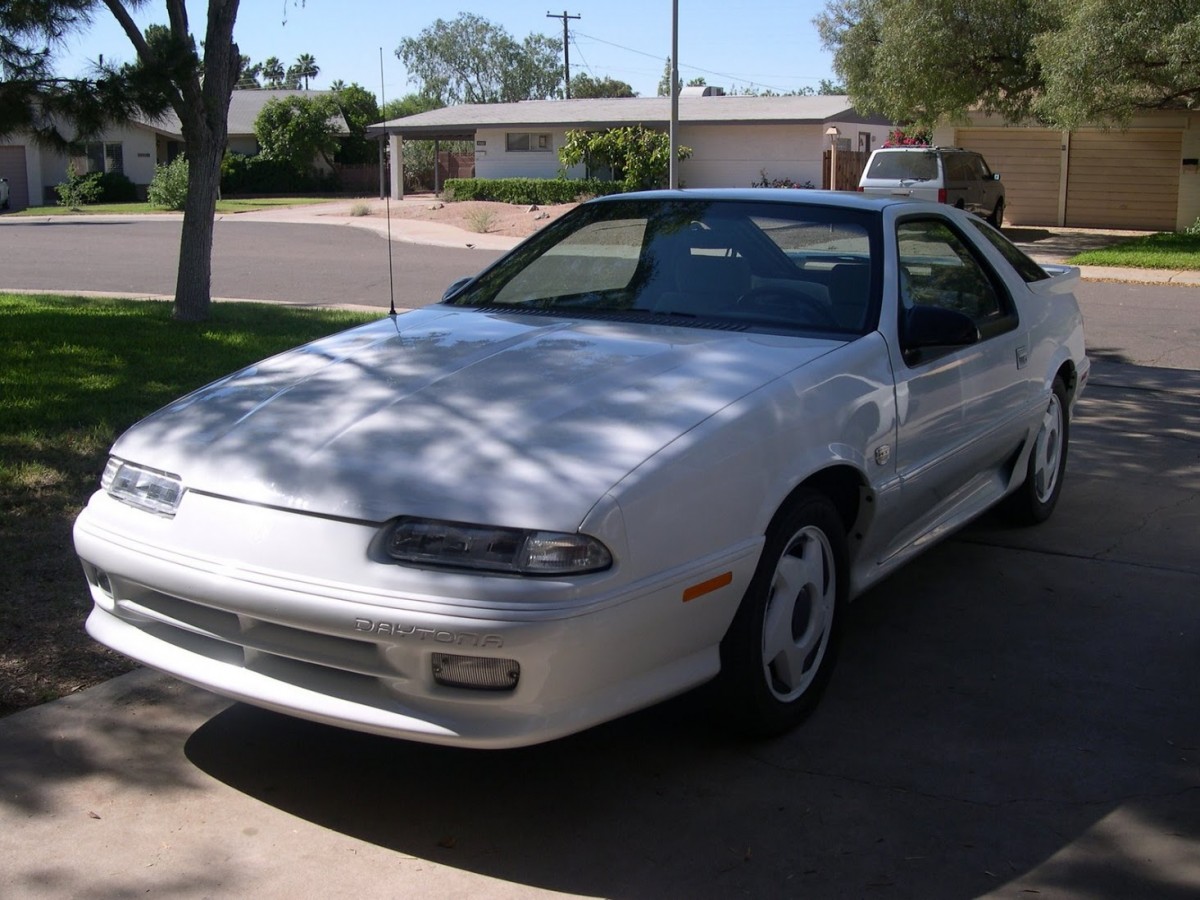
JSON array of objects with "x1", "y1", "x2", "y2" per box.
[{"x1": 365, "y1": 123, "x2": 475, "y2": 199}]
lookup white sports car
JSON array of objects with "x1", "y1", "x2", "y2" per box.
[{"x1": 75, "y1": 190, "x2": 1088, "y2": 748}]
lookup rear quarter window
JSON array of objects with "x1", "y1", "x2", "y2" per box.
[{"x1": 969, "y1": 219, "x2": 1050, "y2": 282}]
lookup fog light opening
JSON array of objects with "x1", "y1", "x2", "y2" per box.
[
  {"x1": 432, "y1": 654, "x2": 520, "y2": 691},
  {"x1": 95, "y1": 570, "x2": 113, "y2": 598}
]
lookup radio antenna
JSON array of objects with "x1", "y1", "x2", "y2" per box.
[{"x1": 380, "y1": 47, "x2": 397, "y2": 316}]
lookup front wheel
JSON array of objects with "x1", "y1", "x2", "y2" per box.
[
  {"x1": 716, "y1": 491, "x2": 847, "y2": 736},
  {"x1": 1004, "y1": 376, "x2": 1069, "y2": 525}
]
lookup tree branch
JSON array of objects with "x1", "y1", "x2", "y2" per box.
[{"x1": 102, "y1": 0, "x2": 154, "y2": 63}]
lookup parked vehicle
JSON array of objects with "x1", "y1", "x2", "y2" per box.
[
  {"x1": 859, "y1": 147, "x2": 1005, "y2": 226},
  {"x1": 0, "y1": 177, "x2": 10, "y2": 210},
  {"x1": 75, "y1": 189, "x2": 1087, "y2": 748}
]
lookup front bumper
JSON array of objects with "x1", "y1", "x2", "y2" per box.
[{"x1": 75, "y1": 491, "x2": 756, "y2": 748}]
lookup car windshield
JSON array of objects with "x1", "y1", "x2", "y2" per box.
[
  {"x1": 443, "y1": 198, "x2": 881, "y2": 336},
  {"x1": 867, "y1": 151, "x2": 938, "y2": 181}
]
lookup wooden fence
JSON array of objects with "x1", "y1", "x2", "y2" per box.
[{"x1": 822, "y1": 149, "x2": 870, "y2": 191}]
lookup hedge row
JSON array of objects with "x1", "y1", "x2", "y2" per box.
[
  {"x1": 220, "y1": 154, "x2": 338, "y2": 195},
  {"x1": 443, "y1": 177, "x2": 620, "y2": 205}
]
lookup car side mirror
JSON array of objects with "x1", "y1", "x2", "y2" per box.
[
  {"x1": 901, "y1": 306, "x2": 980, "y2": 363},
  {"x1": 992, "y1": 172, "x2": 1001, "y2": 181},
  {"x1": 441, "y1": 276, "x2": 474, "y2": 302}
]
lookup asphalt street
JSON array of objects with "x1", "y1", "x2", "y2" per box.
[
  {"x1": 0, "y1": 216, "x2": 502, "y2": 308},
  {"x1": 0, "y1": 211, "x2": 1197, "y2": 899}
]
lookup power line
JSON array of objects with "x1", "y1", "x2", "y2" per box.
[{"x1": 572, "y1": 29, "x2": 827, "y2": 94}]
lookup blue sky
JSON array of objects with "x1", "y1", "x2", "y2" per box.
[{"x1": 54, "y1": 1, "x2": 839, "y2": 102}]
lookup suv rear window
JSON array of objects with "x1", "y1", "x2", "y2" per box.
[{"x1": 866, "y1": 151, "x2": 938, "y2": 181}]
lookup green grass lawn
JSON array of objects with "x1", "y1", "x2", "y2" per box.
[
  {"x1": 9, "y1": 196, "x2": 338, "y2": 216},
  {"x1": 0, "y1": 293, "x2": 379, "y2": 715},
  {"x1": 1069, "y1": 231, "x2": 1200, "y2": 269}
]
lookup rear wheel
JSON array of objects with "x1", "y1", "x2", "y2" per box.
[
  {"x1": 989, "y1": 198, "x2": 1005, "y2": 227},
  {"x1": 717, "y1": 491, "x2": 847, "y2": 736},
  {"x1": 1004, "y1": 376, "x2": 1069, "y2": 525}
]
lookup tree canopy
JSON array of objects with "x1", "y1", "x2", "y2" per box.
[
  {"x1": 397, "y1": 13, "x2": 562, "y2": 105},
  {"x1": 569, "y1": 73, "x2": 636, "y2": 99},
  {"x1": 254, "y1": 94, "x2": 340, "y2": 172},
  {"x1": 332, "y1": 83, "x2": 380, "y2": 164},
  {"x1": 816, "y1": 0, "x2": 1200, "y2": 127}
]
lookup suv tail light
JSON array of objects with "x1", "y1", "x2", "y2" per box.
[{"x1": 937, "y1": 188, "x2": 947, "y2": 203}]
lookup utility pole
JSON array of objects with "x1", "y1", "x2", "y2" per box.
[
  {"x1": 546, "y1": 10, "x2": 581, "y2": 98},
  {"x1": 669, "y1": 0, "x2": 679, "y2": 189}
]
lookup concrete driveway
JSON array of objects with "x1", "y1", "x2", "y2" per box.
[{"x1": 2, "y1": 359, "x2": 1197, "y2": 899}]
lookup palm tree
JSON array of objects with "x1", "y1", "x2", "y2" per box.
[
  {"x1": 295, "y1": 53, "x2": 319, "y2": 90},
  {"x1": 329, "y1": 79, "x2": 346, "y2": 92},
  {"x1": 262, "y1": 56, "x2": 284, "y2": 88}
]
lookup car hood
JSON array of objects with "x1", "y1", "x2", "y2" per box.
[{"x1": 112, "y1": 308, "x2": 839, "y2": 527}]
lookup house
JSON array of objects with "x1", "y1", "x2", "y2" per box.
[
  {"x1": 368, "y1": 93, "x2": 892, "y2": 199},
  {"x1": 0, "y1": 90, "x2": 346, "y2": 209},
  {"x1": 933, "y1": 111, "x2": 1200, "y2": 231}
]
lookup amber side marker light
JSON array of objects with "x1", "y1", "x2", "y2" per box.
[{"x1": 682, "y1": 571, "x2": 733, "y2": 603}]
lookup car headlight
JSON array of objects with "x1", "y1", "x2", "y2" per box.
[
  {"x1": 385, "y1": 517, "x2": 612, "y2": 575},
  {"x1": 101, "y1": 458, "x2": 184, "y2": 517}
]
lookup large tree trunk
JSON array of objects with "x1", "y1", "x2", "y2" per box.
[
  {"x1": 172, "y1": 123, "x2": 225, "y2": 322},
  {"x1": 168, "y1": 0, "x2": 241, "y2": 322}
]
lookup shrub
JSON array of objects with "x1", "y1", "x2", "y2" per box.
[
  {"x1": 443, "y1": 177, "x2": 616, "y2": 204},
  {"x1": 220, "y1": 152, "x2": 336, "y2": 195},
  {"x1": 54, "y1": 165, "x2": 102, "y2": 210},
  {"x1": 559, "y1": 126, "x2": 692, "y2": 192},
  {"x1": 147, "y1": 156, "x2": 190, "y2": 210},
  {"x1": 465, "y1": 208, "x2": 497, "y2": 233},
  {"x1": 883, "y1": 126, "x2": 932, "y2": 147},
  {"x1": 752, "y1": 169, "x2": 815, "y2": 189},
  {"x1": 95, "y1": 171, "x2": 139, "y2": 203},
  {"x1": 349, "y1": 202, "x2": 372, "y2": 217}
]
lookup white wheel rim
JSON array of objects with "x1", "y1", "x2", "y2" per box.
[
  {"x1": 761, "y1": 525, "x2": 836, "y2": 702},
  {"x1": 1032, "y1": 392, "x2": 1064, "y2": 504}
]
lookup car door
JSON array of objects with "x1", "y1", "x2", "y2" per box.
[
  {"x1": 885, "y1": 214, "x2": 1035, "y2": 546},
  {"x1": 952, "y1": 152, "x2": 986, "y2": 214},
  {"x1": 972, "y1": 154, "x2": 1002, "y2": 216}
]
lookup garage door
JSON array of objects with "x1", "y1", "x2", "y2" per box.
[
  {"x1": 956, "y1": 129, "x2": 1062, "y2": 226},
  {"x1": 1065, "y1": 130, "x2": 1180, "y2": 230},
  {"x1": 0, "y1": 145, "x2": 30, "y2": 211}
]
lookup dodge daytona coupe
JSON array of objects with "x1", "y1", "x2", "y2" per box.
[{"x1": 75, "y1": 189, "x2": 1089, "y2": 748}]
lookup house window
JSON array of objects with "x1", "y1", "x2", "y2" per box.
[
  {"x1": 77, "y1": 142, "x2": 124, "y2": 175},
  {"x1": 506, "y1": 132, "x2": 552, "y2": 152}
]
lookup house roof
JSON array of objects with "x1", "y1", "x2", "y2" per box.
[
  {"x1": 138, "y1": 89, "x2": 349, "y2": 139},
  {"x1": 367, "y1": 95, "x2": 889, "y2": 140}
]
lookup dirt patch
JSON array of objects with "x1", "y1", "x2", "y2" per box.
[{"x1": 348, "y1": 196, "x2": 578, "y2": 239}]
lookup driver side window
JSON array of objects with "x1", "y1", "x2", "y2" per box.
[{"x1": 897, "y1": 219, "x2": 1012, "y2": 332}]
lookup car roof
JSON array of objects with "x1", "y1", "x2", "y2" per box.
[{"x1": 588, "y1": 187, "x2": 924, "y2": 213}]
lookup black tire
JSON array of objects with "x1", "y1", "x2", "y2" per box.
[
  {"x1": 716, "y1": 491, "x2": 847, "y2": 736},
  {"x1": 989, "y1": 198, "x2": 1005, "y2": 227},
  {"x1": 1003, "y1": 376, "x2": 1069, "y2": 525}
]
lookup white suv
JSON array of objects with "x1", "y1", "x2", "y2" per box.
[{"x1": 858, "y1": 147, "x2": 1005, "y2": 226}]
